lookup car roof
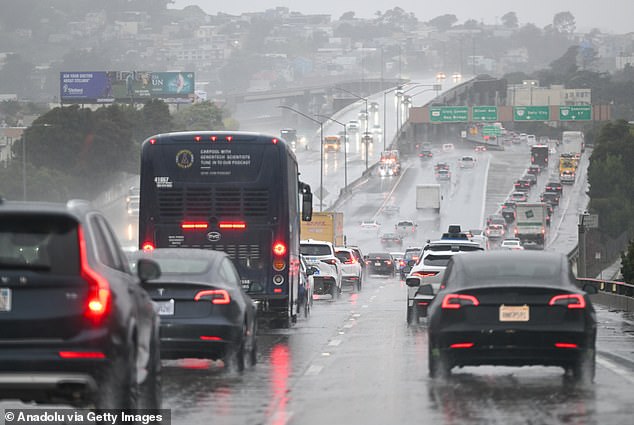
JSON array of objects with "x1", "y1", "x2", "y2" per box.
[{"x1": 0, "y1": 199, "x2": 95, "y2": 221}]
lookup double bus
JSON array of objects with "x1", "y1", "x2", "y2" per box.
[{"x1": 138, "y1": 131, "x2": 313, "y2": 327}]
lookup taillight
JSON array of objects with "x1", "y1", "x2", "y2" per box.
[
  {"x1": 345, "y1": 257, "x2": 357, "y2": 265},
  {"x1": 79, "y1": 226, "x2": 111, "y2": 322},
  {"x1": 273, "y1": 241, "x2": 287, "y2": 256},
  {"x1": 321, "y1": 258, "x2": 337, "y2": 266},
  {"x1": 219, "y1": 221, "x2": 246, "y2": 229},
  {"x1": 195, "y1": 289, "x2": 231, "y2": 305},
  {"x1": 59, "y1": 351, "x2": 106, "y2": 359},
  {"x1": 548, "y1": 294, "x2": 586, "y2": 309},
  {"x1": 441, "y1": 294, "x2": 479, "y2": 309},
  {"x1": 181, "y1": 221, "x2": 208, "y2": 230},
  {"x1": 412, "y1": 271, "x2": 438, "y2": 278},
  {"x1": 450, "y1": 343, "x2": 474, "y2": 349},
  {"x1": 555, "y1": 342, "x2": 578, "y2": 349},
  {"x1": 142, "y1": 242, "x2": 155, "y2": 251},
  {"x1": 386, "y1": 260, "x2": 392, "y2": 265}
]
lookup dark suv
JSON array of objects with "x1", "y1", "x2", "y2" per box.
[{"x1": 0, "y1": 199, "x2": 161, "y2": 409}]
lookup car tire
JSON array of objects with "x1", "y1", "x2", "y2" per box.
[
  {"x1": 227, "y1": 322, "x2": 250, "y2": 372},
  {"x1": 95, "y1": 343, "x2": 138, "y2": 409},
  {"x1": 428, "y1": 344, "x2": 451, "y2": 379},
  {"x1": 572, "y1": 348, "x2": 595, "y2": 383},
  {"x1": 356, "y1": 276, "x2": 362, "y2": 292},
  {"x1": 330, "y1": 283, "x2": 338, "y2": 300},
  {"x1": 406, "y1": 305, "x2": 417, "y2": 326},
  {"x1": 138, "y1": 330, "x2": 161, "y2": 410},
  {"x1": 248, "y1": 320, "x2": 258, "y2": 367}
]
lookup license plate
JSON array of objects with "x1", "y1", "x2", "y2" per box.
[
  {"x1": 375, "y1": 262, "x2": 382, "y2": 266},
  {"x1": 155, "y1": 300, "x2": 174, "y2": 316},
  {"x1": 0, "y1": 288, "x2": 11, "y2": 312},
  {"x1": 499, "y1": 305, "x2": 529, "y2": 322}
]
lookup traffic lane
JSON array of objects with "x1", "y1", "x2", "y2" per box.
[
  {"x1": 280, "y1": 278, "x2": 634, "y2": 425},
  {"x1": 160, "y1": 274, "x2": 398, "y2": 425}
]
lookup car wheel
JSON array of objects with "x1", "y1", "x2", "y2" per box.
[
  {"x1": 95, "y1": 343, "x2": 138, "y2": 409},
  {"x1": 248, "y1": 320, "x2": 258, "y2": 367},
  {"x1": 572, "y1": 348, "x2": 595, "y2": 383},
  {"x1": 406, "y1": 305, "x2": 417, "y2": 325},
  {"x1": 428, "y1": 343, "x2": 451, "y2": 379},
  {"x1": 139, "y1": 329, "x2": 161, "y2": 410},
  {"x1": 227, "y1": 322, "x2": 249, "y2": 372},
  {"x1": 356, "y1": 277, "x2": 362, "y2": 292},
  {"x1": 330, "y1": 283, "x2": 338, "y2": 300}
]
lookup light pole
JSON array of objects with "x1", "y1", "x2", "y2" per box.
[
  {"x1": 335, "y1": 87, "x2": 369, "y2": 169},
  {"x1": 383, "y1": 85, "x2": 403, "y2": 151},
  {"x1": 315, "y1": 114, "x2": 348, "y2": 190},
  {"x1": 523, "y1": 80, "x2": 536, "y2": 106},
  {"x1": 278, "y1": 105, "x2": 325, "y2": 211}
]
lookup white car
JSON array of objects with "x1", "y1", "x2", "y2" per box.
[
  {"x1": 300, "y1": 240, "x2": 343, "y2": 298},
  {"x1": 486, "y1": 223, "x2": 505, "y2": 239},
  {"x1": 468, "y1": 229, "x2": 489, "y2": 249},
  {"x1": 335, "y1": 247, "x2": 363, "y2": 291},
  {"x1": 459, "y1": 155, "x2": 476, "y2": 169},
  {"x1": 360, "y1": 219, "x2": 381, "y2": 231},
  {"x1": 442, "y1": 143, "x2": 454, "y2": 152},
  {"x1": 405, "y1": 240, "x2": 484, "y2": 324},
  {"x1": 500, "y1": 238, "x2": 524, "y2": 250},
  {"x1": 510, "y1": 191, "x2": 528, "y2": 203}
]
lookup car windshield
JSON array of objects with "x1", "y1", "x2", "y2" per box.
[{"x1": 300, "y1": 244, "x2": 332, "y2": 256}]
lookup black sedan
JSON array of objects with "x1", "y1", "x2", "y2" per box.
[
  {"x1": 427, "y1": 251, "x2": 597, "y2": 381},
  {"x1": 364, "y1": 253, "x2": 396, "y2": 277},
  {"x1": 128, "y1": 248, "x2": 257, "y2": 371},
  {"x1": 380, "y1": 232, "x2": 404, "y2": 248}
]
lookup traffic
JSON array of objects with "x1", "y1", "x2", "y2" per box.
[{"x1": 1, "y1": 98, "x2": 632, "y2": 425}]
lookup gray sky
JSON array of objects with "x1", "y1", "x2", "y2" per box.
[{"x1": 170, "y1": 0, "x2": 634, "y2": 34}]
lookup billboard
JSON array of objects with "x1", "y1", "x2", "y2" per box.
[{"x1": 60, "y1": 71, "x2": 195, "y2": 104}]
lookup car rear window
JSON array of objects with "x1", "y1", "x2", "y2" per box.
[
  {"x1": 424, "y1": 254, "x2": 453, "y2": 267},
  {"x1": 301, "y1": 244, "x2": 332, "y2": 256},
  {"x1": 457, "y1": 259, "x2": 562, "y2": 286},
  {"x1": 367, "y1": 253, "x2": 390, "y2": 259},
  {"x1": 0, "y1": 214, "x2": 79, "y2": 275},
  {"x1": 130, "y1": 257, "x2": 210, "y2": 274},
  {"x1": 335, "y1": 251, "x2": 352, "y2": 262}
]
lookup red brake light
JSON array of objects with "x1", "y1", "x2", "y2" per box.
[
  {"x1": 412, "y1": 271, "x2": 438, "y2": 278},
  {"x1": 200, "y1": 336, "x2": 223, "y2": 341},
  {"x1": 59, "y1": 351, "x2": 106, "y2": 359},
  {"x1": 226, "y1": 136, "x2": 233, "y2": 142},
  {"x1": 273, "y1": 242, "x2": 287, "y2": 256},
  {"x1": 149, "y1": 138, "x2": 156, "y2": 145},
  {"x1": 272, "y1": 138, "x2": 279, "y2": 144},
  {"x1": 450, "y1": 343, "x2": 474, "y2": 349},
  {"x1": 194, "y1": 289, "x2": 231, "y2": 304},
  {"x1": 321, "y1": 258, "x2": 337, "y2": 265},
  {"x1": 78, "y1": 226, "x2": 110, "y2": 322},
  {"x1": 555, "y1": 342, "x2": 578, "y2": 349},
  {"x1": 548, "y1": 294, "x2": 586, "y2": 309},
  {"x1": 194, "y1": 135, "x2": 202, "y2": 142},
  {"x1": 441, "y1": 294, "x2": 480, "y2": 309},
  {"x1": 218, "y1": 221, "x2": 246, "y2": 229},
  {"x1": 182, "y1": 222, "x2": 208, "y2": 230},
  {"x1": 142, "y1": 242, "x2": 155, "y2": 251},
  {"x1": 210, "y1": 136, "x2": 217, "y2": 142}
]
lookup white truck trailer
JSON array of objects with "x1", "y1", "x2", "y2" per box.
[{"x1": 416, "y1": 184, "x2": 441, "y2": 213}]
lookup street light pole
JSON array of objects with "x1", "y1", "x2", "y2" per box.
[
  {"x1": 278, "y1": 105, "x2": 325, "y2": 211},
  {"x1": 315, "y1": 114, "x2": 347, "y2": 190},
  {"x1": 335, "y1": 87, "x2": 369, "y2": 169}
]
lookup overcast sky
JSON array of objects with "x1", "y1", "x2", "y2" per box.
[{"x1": 170, "y1": 0, "x2": 634, "y2": 34}]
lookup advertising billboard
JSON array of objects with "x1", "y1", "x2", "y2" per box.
[{"x1": 60, "y1": 71, "x2": 195, "y2": 104}]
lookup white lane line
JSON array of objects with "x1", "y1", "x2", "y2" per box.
[
  {"x1": 597, "y1": 355, "x2": 634, "y2": 384},
  {"x1": 328, "y1": 339, "x2": 342, "y2": 346},
  {"x1": 362, "y1": 304, "x2": 369, "y2": 308},
  {"x1": 304, "y1": 365, "x2": 323, "y2": 376},
  {"x1": 343, "y1": 323, "x2": 354, "y2": 329},
  {"x1": 480, "y1": 155, "x2": 491, "y2": 227},
  {"x1": 352, "y1": 313, "x2": 362, "y2": 317}
]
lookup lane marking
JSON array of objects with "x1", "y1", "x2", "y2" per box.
[
  {"x1": 328, "y1": 339, "x2": 342, "y2": 347},
  {"x1": 304, "y1": 365, "x2": 323, "y2": 376},
  {"x1": 597, "y1": 355, "x2": 634, "y2": 384}
]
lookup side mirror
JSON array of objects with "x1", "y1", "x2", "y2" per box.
[
  {"x1": 582, "y1": 283, "x2": 598, "y2": 295},
  {"x1": 302, "y1": 190, "x2": 313, "y2": 221},
  {"x1": 405, "y1": 276, "x2": 421, "y2": 287},
  {"x1": 306, "y1": 266, "x2": 318, "y2": 276},
  {"x1": 137, "y1": 258, "x2": 161, "y2": 282}
]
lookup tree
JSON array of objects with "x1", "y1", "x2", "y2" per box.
[
  {"x1": 622, "y1": 239, "x2": 634, "y2": 283},
  {"x1": 501, "y1": 12, "x2": 518, "y2": 29},
  {"x1": 549, "y1": 46, "x2": 579, "y2": 76},
  {"x1": 339, "y1": 11, "x2": 355, "y2": 20},
  {"x1": 427, "y1": 14, "x2": 458, "y2": 31},
  {"x1": 172, "y1": 101, "x2": 225, "y2": 131},
  {"x1": 553, "y1": 11, "x2": 575, "y2": 34}
]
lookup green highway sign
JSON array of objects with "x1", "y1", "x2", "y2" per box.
[
  {"x1": 559, "y1": 105, "x2": 592, "y2": 121},
  {"x1": 513, "y1": 106, "x2": 550, "y2": 121},
  {"x1": 472, "y1": 106, "x2": 498, "y2": 121},
  {"x1": 429, "y1": 106, "x2": 469, "y2": 123},
  {"x1": 481, "y1": 125, "x2": 502, "y2": 136}
]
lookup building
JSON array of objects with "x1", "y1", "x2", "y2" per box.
[{"x1": 507, "y1": 80, "x2": 591, "y2": 106}]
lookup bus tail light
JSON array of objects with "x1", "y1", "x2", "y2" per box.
[
  {"x1": 182, "y1": 222, "x2": 208, "y2": 230},
  {"x1": 273, "y1": 242, "x2": 287, "y2": 256},
  {"x1": 555, "y1": 342, "x2": 578, "y2": 349},
  {"x1": 219, "y1": 221, "x2": 246, "y2": 229},
  {"x1": 441, "y1": 294, "x2": 479, "y2": 309},
  {"x1": 548, "y1": 294, "x2": 586, "y2": 309},
  {"x1": 195, "y1": 289, "x2": 231, "y2": 305},
  {"x1": 142, "y1": 242, "x2": 155, "y2": 251}
]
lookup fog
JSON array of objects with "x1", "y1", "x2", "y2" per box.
[{"x1": 171, "y1": 0, "x2": 634, "y2": 34}]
